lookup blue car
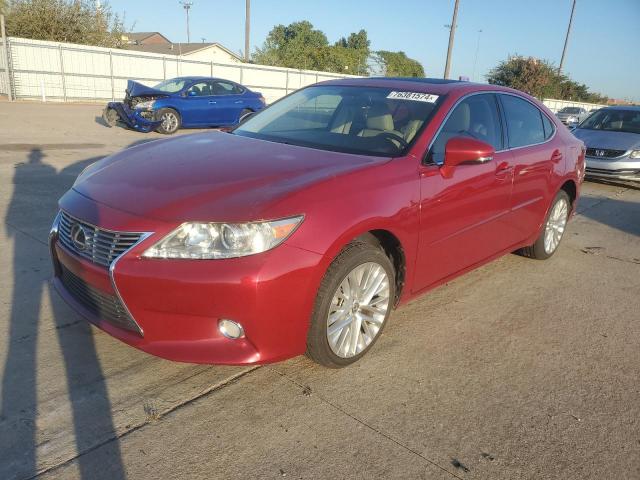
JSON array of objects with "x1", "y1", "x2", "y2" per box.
[{"x1": 104, "y1": 76, "x2": 266, "y2": 134}]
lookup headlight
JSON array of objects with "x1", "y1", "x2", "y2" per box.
[
  {"x1": 142, "y1": 216, "x2": 304, "y2": 259},
  {"x1": 567, "y1": 116, "x2": 577, "y2": 122},
  {"x1": 135, "y1": 100, "x2": 155, "y2": 110},
  {"x1": 630, "y1": 150, "x2": 640, "y2": 159}
]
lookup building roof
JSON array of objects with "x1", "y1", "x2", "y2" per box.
[
  {"x1": 125, "y1": 42, "x2": 243, "y2": 61},
  {"x1": 125, "y1": 32, "x2": 171, "y2": 44}
]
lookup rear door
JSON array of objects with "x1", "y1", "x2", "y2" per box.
[
  {"x1": 210, "y1": 81, "x2": 246, "y2": 125},
  {"x1": 498, "y1": 94, "x2": 559, "y2": 241},
  {"x1": 413, "y1": 93, "x2": 516, "y2": 292}
]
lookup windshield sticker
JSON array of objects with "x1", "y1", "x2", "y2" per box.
[{"x1": 386, "y1": 91, "x2": 439, "y2": 103}]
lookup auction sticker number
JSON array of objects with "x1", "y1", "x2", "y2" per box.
[{"x1": 387, "y1": 91, "x2": 439, "y2": 103}]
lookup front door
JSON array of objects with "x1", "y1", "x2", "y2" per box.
[{"x1": 413, "y1": 93, "x2": 516, "y2": 293}]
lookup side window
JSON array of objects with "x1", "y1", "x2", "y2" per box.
[
  {"x1": 500, "y1": 95, "x2": 545, "y2": 148},
  {"x1": 212, "y1": 81, "x2": 242, "y2": 95},
  {"x1": 430, "y1": 94, "x2": 503, "y2": 164},
  {"x1": 541, "y1": 114, "x2": 555, "y2": 140},
  {"x1": 186, "y1": 81, "x2": 212, "y2": 97}
]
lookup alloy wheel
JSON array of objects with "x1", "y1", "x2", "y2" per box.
[
  {"x1": 161, "y1": 112, "x2": 178, "y2": 132},
  {"x1": 544, "y1": 197, "x2": 568, "y2": 254},
  {"x1": 327, "y1": 262, "x2": 391, "y2": 358}
]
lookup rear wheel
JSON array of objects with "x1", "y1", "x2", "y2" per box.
[
  {"x1": 520, "y1": 190, "x2": 570, "y2": 259},
  {"x1": 156, "y1": 108, "x2": 181, "y2": 134},
  {"x1": 306, "y1": 241, "x2": 395, "y2": 368},
  {"x1": 238, "y1": 108, "x2": 253, "y2": 124}
]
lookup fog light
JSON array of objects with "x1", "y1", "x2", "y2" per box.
[{"x1": 218, "y1": 319, "x2": 244, "y2": 339}]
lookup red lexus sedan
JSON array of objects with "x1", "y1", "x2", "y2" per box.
[{"x1": 50, "y1": 78, "x2": 585, "y2": 367}]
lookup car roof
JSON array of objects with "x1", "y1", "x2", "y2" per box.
[
  {"x1": 171, "y1": 76, "x2": 236, "y2": 83},
  {"x1": 599, "y1": 105, "x2": 640, "y2": 112},
  {"x1": 316, "y1": 77, "x2": 525, "y2": 97}
]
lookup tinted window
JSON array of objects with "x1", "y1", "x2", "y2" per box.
[
  {"x1": 212, "y1": 81, "x2": 242, "y2": 95},
  {"x1": 501, "y1": 95, "x2": 545, "y2": 148},
  {"x1": 579, "y1": 109, "x2": 640, "y2": 134},
  {"x1": 542, "y1": 114, "x2": 555, "y2": 140},
  {"x1": 186, "y1": 81, "x2": 215, "y2": 96},
  {"x1": 430, "y1": 93, "x2": 503, "y2": 163}
]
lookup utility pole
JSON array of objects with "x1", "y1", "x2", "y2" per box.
[
  {"x1": 558, "y1": 0, "x2": 576, "y2": 74},
  {"x1": 244, "y1": 0, "x2": 250, "y2": 62},
  {"x1": 180, "y1": 1, "x2": 193, "y2": 43},
  {"x1": 472, "y1": 29, "x2": 482, "y2": 82},
  {"x1": 443, "y1": 0, "x2": 460, "y2": 79}
]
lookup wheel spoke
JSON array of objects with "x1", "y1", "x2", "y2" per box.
[{"x1": 326, "y1": 261, "x2": 391, "y2": 358}]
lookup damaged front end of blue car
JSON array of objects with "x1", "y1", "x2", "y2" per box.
[
  {"x1": 102, "y1": 80, "x2": 168, "y2": 133},
  {"x1": 103, "y1": 101, "x2": 162, "y2": 133}
]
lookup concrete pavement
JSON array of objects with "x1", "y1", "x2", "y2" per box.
[{"x1": 1, "y1": 102, "x2": 639, "y2": 479}]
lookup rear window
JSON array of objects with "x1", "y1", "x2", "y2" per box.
[{"x1": 500, "y1": 95, "x2": 545, "y2": 148}]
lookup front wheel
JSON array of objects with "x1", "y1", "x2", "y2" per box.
[
  {"x1": 156, "y1": 108, "x2": 181, "y2": 134},
  {"x1": 306, "y1": 241, "x2": 395, "y2": 368},
  {"x1": 520, "y1": 190, "x2": 570, "y2": 259}
]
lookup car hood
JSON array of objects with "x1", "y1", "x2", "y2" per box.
[
  {"x1": 126, "y1": 80, "x2": 171, "y2": 98},
  {"x1": 572, "y1": 128, "x2": 640, "y2": 150},
  {"x1": 73, "y1": 132, "x2": 388, "y2": 222}
]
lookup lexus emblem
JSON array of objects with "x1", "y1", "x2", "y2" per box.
[
  {"x1": 595, "y1": 149, "x2": 605, "y2": 157},
  {"x1": 70, "y1": 223, "x2": 87, "y2": 251}
]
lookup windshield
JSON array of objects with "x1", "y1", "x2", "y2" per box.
[
  {"x1": 578, "y1": 109, "x2": 640, "y2": 134},
  {"x1": 153, "y1": 79, "x2": 188, "y2": 93},
  {"x1": 234, "y1": 85, "x2": 442, "y2": 156},
  {"x1": 560, "y1": 107, "x2": 581, "y2": 114}
]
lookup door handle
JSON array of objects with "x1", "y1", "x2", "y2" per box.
[
  {"x1": 495, "y1": 161, "x2": 513, "y2": 180},
  {"x1": 234, "y1": 100, "x2": 243, "y2": 104},
  {"x1": 551, "y1": 149, "x2": 563, "y2": 162},
  {"x1": 208, "y1": 101, "x2": 217, "y2": 104}
]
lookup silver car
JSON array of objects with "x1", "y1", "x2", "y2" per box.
[
  {"x1": 572, "y1": 106, "x2": 640, "y2": 182},
  {"x1": 556, "y1": 106, "x2": 589, "y2": 126}
]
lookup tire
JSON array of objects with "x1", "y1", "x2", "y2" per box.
[
  {"x1": 520, "y1": 190, "x2": 570, "y2": 260},
  {"x1": 238, "y1": 108, "x2": 253, "y2": 124},
  {"x1": 306, "y1": 240, "x2": 396, "y2": 368},
  {"x1": 102, "y1": 107, "x2": 118, "y2": 127},
  {"x1": 156, "y1": 108, "x2": 181, "y2": 134}
]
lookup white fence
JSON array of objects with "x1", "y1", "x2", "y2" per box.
[
  {"x1": 0, "y1": 37, "x2": 356, "y2": 104},
  {"x1": 542, "y1": 98, "x2": 607, "y2": 113}
]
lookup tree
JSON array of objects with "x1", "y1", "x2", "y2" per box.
[
  {"x1": 4, "y1": 0, "x2": 125, "y2": 48},
  {"x1": 487, "y1": 55, "x2": 607, "y2": 102},
  {"x1": 373, "y1": 50, "x2": 424, "y2": 77},
  {"x1": 253, "y1": 21, "x2": 330, "y2": 71}
]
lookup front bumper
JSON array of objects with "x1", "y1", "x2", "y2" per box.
[
  {"x1": 105, "y1": 102, "x2": 162, "y2": 133},
  {"x1": 585, "y1": 155, "x2": 640, "y2": 182},
  {"x1": 50, "y1": 193, "x2": 324, "y2": 365}
]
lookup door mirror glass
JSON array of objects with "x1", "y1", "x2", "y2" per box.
[{"x1": 444, "y1": 136, "x2": 495, "y2": 168}]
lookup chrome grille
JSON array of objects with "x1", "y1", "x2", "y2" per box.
[
  {"x1": 60, "y1": 265, "x2": 142, "y2": 335},
  {"x1": 585, "y1": 148, "x2": 627, "y2": 159},
  {"x1": 58, "y1": 211, "x2": 143, "y2": 268}
]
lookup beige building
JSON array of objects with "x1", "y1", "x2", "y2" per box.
[{"x1": 123, "y1": 32, "x2": 243, "y2": 65}]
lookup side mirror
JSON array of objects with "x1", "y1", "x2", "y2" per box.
[
  {"x1": 187, "y1": 90, "x2": 197, "y2": 97},
  {"x1": 441, "y1": 137, "x2": 495, "y2": 178}
]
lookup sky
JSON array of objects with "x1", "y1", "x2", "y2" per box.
[{"x1": 108, "y1": 0, "x2": 640, "y2": 102}]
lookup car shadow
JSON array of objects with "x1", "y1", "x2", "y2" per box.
[
  {"x1": 0, "y1": 143, "x2": 149, "y2": 479},
  {"x1": 585, "y1": 177, "x2": 640, "y2": 192}
]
